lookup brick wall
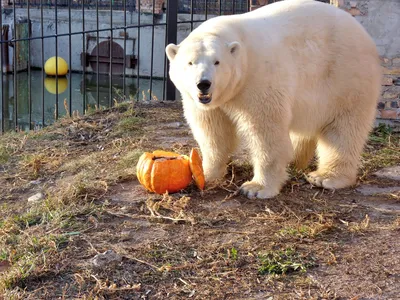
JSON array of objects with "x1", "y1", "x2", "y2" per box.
[
  {"x1": 379, "y1": 59, "x2": 400, "y2": 119},
  {"x1": 136, "y1": 0, "x2": 165, "y2": 14},
  {"x1": 250, "y1": 0, "x2": 274, "y2": 11},
  {"x1": 331, "y1": 0, "x2": 367, "y2": 16}
]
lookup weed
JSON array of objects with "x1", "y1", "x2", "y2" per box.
[
  {"x1": 0, "y1": 233, "x2": 68, "y2": 290},
  {"x1": 0, "y1": 145, "x2": 10, "y2": 164},
  {"x1": 372, "y1": 123, "x2": 394, "y2": 141},
  {"x1": 0, "y1": 250, "x2": 7, "y2": 261},
  {"x1": 59, "y1": 152, "x2": 101, "y2": 174},
  {"x1": 24, "y1": 155, "x2": 43, "y2": 177},
  {"x1": 278, "y1": 225, "x2": 309, "y2": 238},
  {"x1": 340, "y1": 214, "x2": 370, "y2": 233},
  {"x1": 86, "y1": 104, "x2": 107, "y2": 116},
  {"x1": 12, "y1": 212, "x2": 44, "y2": 229},
  {"x1": 117, "y1": 116, "x2": 142, "y2": 131},
  {"x1": 258, "y1": 247, "x2": 315, "y2": 275},
  {"x1": 277, "y1": 221, "x2": 334, "y2": 239},
  {"x1": 118, "y1": 150, "x2": 143, "y2": 169},
  {"x1": 230, "y1": 247, "x2": 238, "y2": 261}
]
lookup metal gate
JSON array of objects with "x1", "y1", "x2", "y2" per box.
[{"x1": 0, "y1": 0, "x2": 289, "y2": 132}]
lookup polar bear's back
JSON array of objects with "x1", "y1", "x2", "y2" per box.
[{"x1": 192, "y1": 0, "x2": 377, "y2": 59}]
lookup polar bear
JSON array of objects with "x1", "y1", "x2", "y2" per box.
[{"x1": 165, "y1": 0, "x2": 382, "y2": 199}]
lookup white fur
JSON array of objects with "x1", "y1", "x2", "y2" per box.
[{"x1": 166, "y1": 0, "x2": 382, "y2": 199}]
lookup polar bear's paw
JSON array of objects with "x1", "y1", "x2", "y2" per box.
[
  {"x1": 239, "y1": 181, "x2": 279, "y2": 199},
  {"x1": 204, "y1": 166, "x2": 227, "y2": 183},
  {"x1": 306, "y1": 171, "x2": 355, "y2": 190}
]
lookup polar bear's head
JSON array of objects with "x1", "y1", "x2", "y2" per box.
[{"x1": 166, "y1": 36, "x2": 242, "y2": 109}]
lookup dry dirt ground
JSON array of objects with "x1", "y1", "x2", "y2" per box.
[{"x1": 0, "y1": 100, "x2": 399, "y2": 300}]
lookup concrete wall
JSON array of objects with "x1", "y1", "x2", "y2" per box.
[
  {"x1": 336, "y1": 0, "x2": 400, "y2": 58},
  {"x1": 1, "y1": 8, "x2": 208, "y2": 78}
]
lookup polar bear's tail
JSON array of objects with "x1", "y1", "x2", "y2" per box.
[{"x1": 290, "y1": 135, "x2": 317, "y2": 170}]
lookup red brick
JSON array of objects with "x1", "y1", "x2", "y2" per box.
[
  {"x1": 379, "y1": 109, "x2": 400, "y2": 119},
  {"x1": 347, "y1": 7, "x2": 361, "y2": 16},
  {"x1": 382, "y1": 67, "x2": 400, "y2": 75},
  {"x1": 136, "y1": 0, "x2": 165, "y2": 14}
]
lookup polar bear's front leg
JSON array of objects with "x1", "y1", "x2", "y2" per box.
[
  {"x1": 239, "y1": 124, "x2": 294, "y2": 199},
  {"x1": 184, "y1": 105, "x2": 238, "y2": 184}
]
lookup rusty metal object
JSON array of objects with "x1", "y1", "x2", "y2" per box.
[{"x1": 80, "y1": 39, "x2": 136, "y2": 75}]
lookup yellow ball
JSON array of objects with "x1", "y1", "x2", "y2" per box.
[
  {"x1": 44, "y1": 77, "x2": 68, "y2": 94},
  {"x1": 44, "y1": 56, "x2": 69, "y2": 76}
]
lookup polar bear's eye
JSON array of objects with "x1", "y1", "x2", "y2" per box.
[
  {"x1": 214, "y1": 61, "x2": 220, "y2": 65},
  {"x1": 188, "y1": 62, "x2": 193, "y2": 66}
]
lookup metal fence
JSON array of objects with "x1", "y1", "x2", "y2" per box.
[
  {"x1": 9, "y1": 0, "x2": 249, "y2": 13},
  {"x1": 1, "y1": 0, "x2": 287, "y2": 133},
  {"x1": 9, "y1": 0, "x2": 137, "y2": 10}
]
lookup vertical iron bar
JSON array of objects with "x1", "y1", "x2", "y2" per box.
[
  {"x1": 82, "y1": 0, "x2": 86, "y2": 113},
  {"x1": 136, "y1": 0, "x2": 141, "y2": 100},
  {"x1": 96, "y1": 0, "x2": 99, "y2": 108},
  {"x1": 12, "y1": 0, "x2": 17, "y2": 131},
  {"x1": 68, "y1": 0, "x2": 72, "y2": 116},
  {"x1": 162, "y1": 12, "x2": 167, "y2": 100},
  {"x1": 27, "y1": 0, "x2": 31, "y2": 130},
  {"x1": 219, "y1": 0, "x2": 222, "y2": 15},
  {"x1": 190, "y1": 0, "x2": 193, "y2": 31},
  {"x1": 205, "y1": 0, "x2": 208, "y2": 20},
  {"x1": 109, "y1": 0, "x2": 113, "y2": 107},
  {"x1": 233, "y1": 0, "x2": 236, "y2": 14},
  {"x1": 0, "y1": 1, "x2": 4, "y2": 132},
  {"x1": 149, "y1": 0, "x2": 155, "y2": 99},
  {"x1": 55, "y1": 0, "x2": 58, "y2": 121},
  {"x1": 123, "y1": 0, "x2": 127, "y2": 100},
  {"x1": 166, "y1": 0, "x2": 177, "y2": 101},
  {"x1": 40, "y1": 0, "x2": 44, "y2": 126}
]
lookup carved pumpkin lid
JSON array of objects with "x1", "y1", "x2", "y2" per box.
[{"x1": 189, "y1": 148, "x2": 205, "y2": 191}]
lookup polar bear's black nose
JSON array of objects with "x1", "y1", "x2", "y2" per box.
[{"x1": 197, "y1": 80, "x2": 212, "y2": 93}]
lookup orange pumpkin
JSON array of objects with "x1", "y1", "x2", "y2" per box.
[{"x1": 136, "y1": 148, "x2": 205, "y2": 194}]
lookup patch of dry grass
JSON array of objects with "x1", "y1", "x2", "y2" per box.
[
  {"x1": 0, "y1": 100, "x2": 149, "y2": 294},
  {"x1": 361, "y1": 124, "x2": 400, "y2": 177},
  {"x1": 0, "y1": 101, "x2": 399, "y2": 299}
]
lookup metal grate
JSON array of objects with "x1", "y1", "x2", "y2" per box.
[
  {"x1": 8, "y1": 1, "x2": 136, "y2": 10},
  {"x1": 0, "y1": 0, "x2": 261, "y2": 132},
  {"x1": 178, "y1": 0, "x2": 248, "y2": 15}
]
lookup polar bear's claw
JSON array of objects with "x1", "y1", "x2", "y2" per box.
[{"x1": 306, "y1": 171, "x2": 356, "y2": 190}]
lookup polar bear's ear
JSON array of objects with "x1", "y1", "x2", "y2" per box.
[
  {"x1": 166, "y1": 44, "x2": 179, "y2": 61},
  {"x1": 228, "y1": 41, "x2": 240, "y2": 56}
]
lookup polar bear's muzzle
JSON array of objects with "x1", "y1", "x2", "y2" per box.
[
  {"x1": 197, "y1": 93, "x2": 212, "y2": 104},
  {"x1": 197, "y1": 80, "x2": 212, "y2": 104}
]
